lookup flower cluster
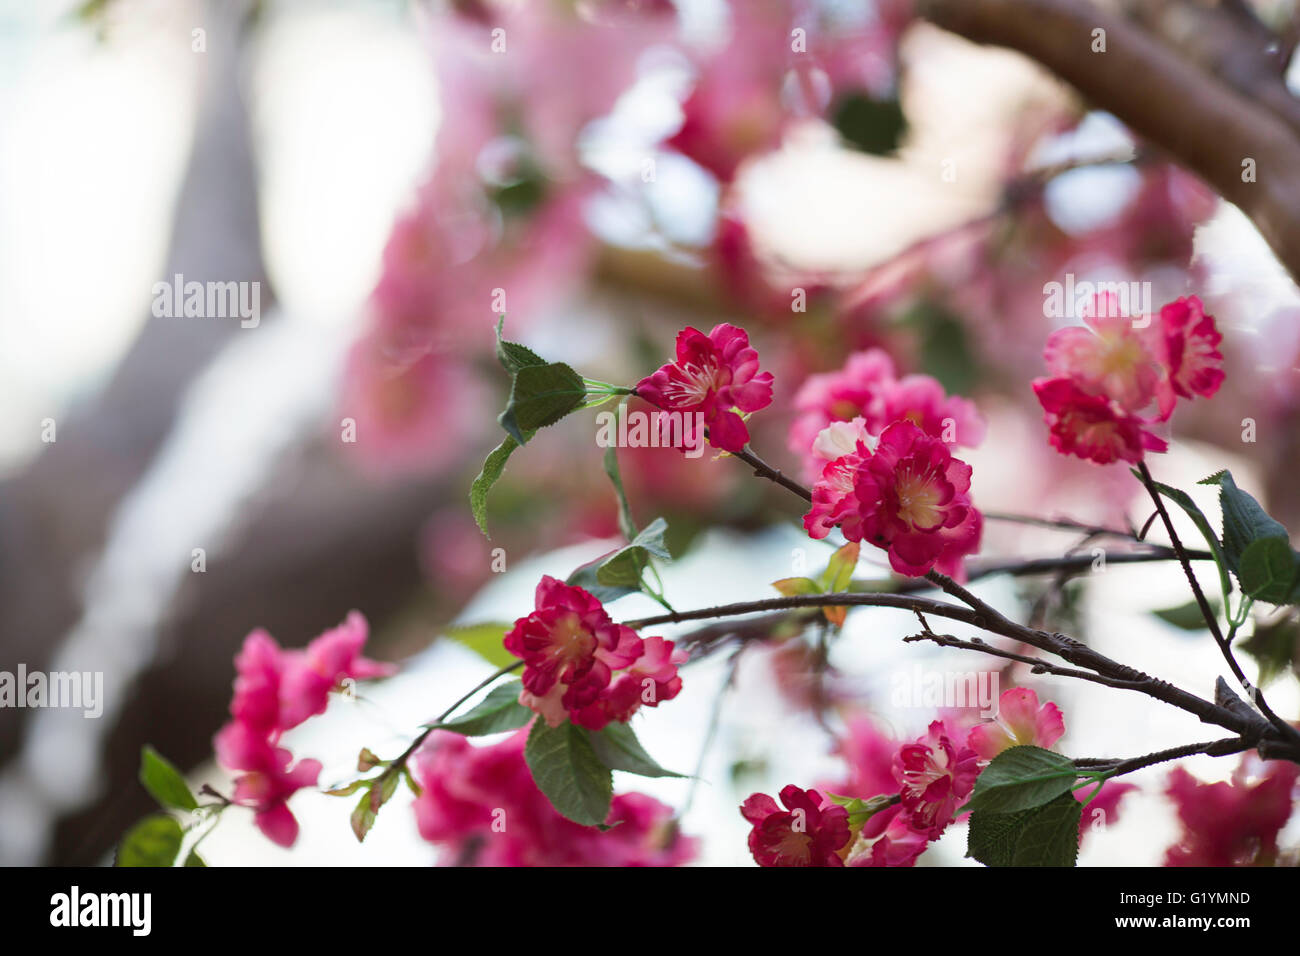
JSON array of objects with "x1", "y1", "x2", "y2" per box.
[
  {"x1": 1033, "y1": 294, "x2": 1224, "y2": 465},
  {"x1": 504, "y1": 576, "x2": 684, "y2": 730},
  {"x1": 635, "y1": 323, "x2": 774, "y2": 454},
  {"x1": 788, "y1": 348, "x2": 986, "y2": 481},
  {"x1": 743, "y1": 689, "x2": 1135, "y2": 866},
  {"x1": 412, "y1": 729, "x2": 697, "y2": 866},
  {"x1": 214, "y1": 613, "x2": 394, "y2": 847},
  {"x1": 803, "y1": 418, "x2": 983, "y2": 578}
]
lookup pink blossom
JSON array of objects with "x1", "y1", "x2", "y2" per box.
[
  {"x1": 665, "y1": 2, "x2": 791, "y2": 181},
  {"x1": 740, "y1": 785, "x2": 852, "y2": 867},
  {"x1": 1033, "y1": 376, "x2": 1167, "y2": 465},
  {"x1": 504, "y1": 576, "x2": 683, "y2": 730},
  {"x1": 1043, "y1": 296, "x2": 1164, "y2": 415},
  {"x1": 893, "y1": 720, "x2": 979, "y2": 839},
  {"x1": 789, "y1": 348, "x2": 984, "y2": 481},
  {"x1": 845, "y1": 803, "x2": 930, "y2": 868},
  {"x1": 411, "y1": 730, "x2": 697, "y2": 866},
  {"x1": 805, "y1": 420, "x2": 982, "y2": 578},
  {"x1": 277, "y1": 611, "x2": 396, "y2": 729},
  {"x1": 1077, "y1": 781, "x2": 1137, "y2": 843},
  {"x1": 227, "y1": 613, "x2": 394, "y2": 736},
  {"x1": 1033, "y1": 293, "x2": 1224, "y2": 464},
  {"x1": 213, "y1": 721, "x2": 322, "y2": 848},
  {"x1": 967, "y1": 687, "x2": 1066, "y2": 761},
  {"x1": 215, "y1": 614, "x2": 392, "y2": 848},
  {"x1": 1157, "y1": 295, "x2": 1225, "y2": 406},
  {"x1": 339, "y1": 336, "x2": 483, "y2": 477},
  {"x1": 635, "y1": 323, "x2": 774, "y2": 454},
  {"x1": 832, "y1": 716, "x2": 902, "y2": 799},
  {"x1": 1164, "y1": 759, "x2": 1298, "y2": 866}
]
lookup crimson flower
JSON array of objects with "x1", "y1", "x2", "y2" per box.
[
  {"x1": 636, "y1": 323, "x2": 774, "y2": 454},
  {"x1": 1157, "y1": 295, "x2": 1225, "y2": 404},
  {"x1": 1164, "y1": 759, "x2": 1298, "y2": 866},
  {"x1": 1033, "y1": 293, "x2": 1224, "y2": 464},
  {"x1": 804, "y1": 420, "x2": 982, "y2": 578},
  {"x1": 894, "y1": 720, "x2": 979, "y2": 839},
  {"x1": 412, "y1": 730, "x2": 697, "y2": 866},
  {"x1": 504, "y1": 576, "x2": 683, "y2": 730},
  {"x1": 213, "y1": 720, "x2": 322, "y2": 848},
  {"x1": 1032, "y1": 377, "x2": 1167, "y2": 465},
  {"x1": 740, "y1": 785, "x2": 852, "y2": 867}
]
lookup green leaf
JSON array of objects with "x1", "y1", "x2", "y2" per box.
[
  {"x1": 966, "y1": 804, "x2": 1033, "y2": 867},
  {"x1": 1238, "y1": 536, "x2": 1299, "y2": 604},
  {"x1": 1153, "y1": 599, "x2": 1221, "y2": 630},
  {"x1": 470, "y1": 435, "x2": 522, "y2": 538},
  {"x1": 831, "y1": 92, "x2": 907, "y2": 155},
  {"x1": 1241, "y1": 612, "x2": 1300, "y2": 686},
  {"x1": 184, "y1": 850, "x2": 206, "y2": 867},
  {"x1": 139, "y1": 746, "x2": 197, "y2": 812},
  {"x1": 350, "y1": 788, "x2": 377, "y2": 843},
  {"x1": 116, "y1": 814, "x2": 184, "y2": 867},
  {"x1": 595, "y1": 516, "x2": 672, "y2": 589},
  {"x1": 820, "y1": 541, "x2": 860, "y2": 592},
  {"x1": 771, "y1": 576, "x2": 821, "y2": 597},
  {"x1": 524, "y1": 719, "x2": 613, "y2": 826},
  {"x1": 425, "y1": 681, "x2": 532, "y2": 737},
  {"x1": 369, "y1": 769, "x2": 399, "y2": 814},
  {"x1": 967, "y1": 792, "x2": 1081, "y2": 867},
  {"x1": 1143, "y1": 475, "x2": 1233, "y2": 600},
  {"x1": 566, "y1": 557, "x2": 641, "y2": 604},
  {"x1": 445, "y1": 621, "x2": 518, "y2": 668},
  {"x1": 1010, "y1": 792, "x2": 1082, "y2": 866},
  {"x1": 589, "y1": 723, "x2": 686, "y2": 778},
  {"x1": 966, "y1": 745, "x2": 1079, "y2": 814},
  {"x1": 604, "y1": 440, "x2": 638, "y2": 542},
  {"x1": 498, "y1": 361, "x2": 587, "y2": 445},
  {"x1": 324, "y1": 779, "x2": 368, "y2": 797},
  {"x1": 1199, "y1": 471, "x2": 1289, "y2": 573},
  {"x1": 494, "y1": 315, "x2": 547, "y2": 375}
]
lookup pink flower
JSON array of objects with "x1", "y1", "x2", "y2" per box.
[
  {"x1": 635, "y1": 323, "x2": 774, "y2": 454},
  {"x1": 412, "y1": 730, "x2": 697, "y2": 866},
  {"x1": 805, "y1": 420, "x2": 982, "y2": 578},
  {"x1": 1043, "y1": 295, "x2": 1164, "y2": 414},
  {"x1": 1078, "y1": 781, "x2": 1137, "y2": 843},
  {"x1": 504, "y1": 576, "x2": 683, "y2": 730},
  {"x1": 227, "y1": 613, "x2": 394, "y2": 736},
  {"x1": 832, "y1": 716, "x2": 903, "y2": 800},
  {"x1": 789, "y1": 348, "x2": 984, "y2": 481},
  {"x1": 1164, "y1": 759, "x2": 1298, "y2": 866},
  {"x1": 740, "y1": 786, "x2": 852, "y2": 867},
  {"x1": 1033, "y1": 377, "x2": 1167, "y2": 465},
  {"x1": 1032, "y1": 293, "x2": 1224, "y2": 464},
  {"x1": 665, "y1": 3, "x2": 790, "y2": 182},
  {"x1": 879, "y1": 374, "x2": 987, "y2": 448},
  {"x1": 845, "y1": 803, "x2": 930, "y2": 868},
  {"x1": 215, "y1": 613, "x2": 392, "y2": 848},
  {"x1": 894, "y1": 720, "x2": 979, "y2": 839},
  {"x1": 967, "y1": 687, "x2": 1066, "y2": 761},
  {"x1": 213, "y1": 721, "x2": 321, "y2": 848},
  {"x1": 1157, "y1": 295, "x2": 1225, "y2": 405},
  {"x1": 229, "y1": 629, "x2": 285, "y2": 736}
]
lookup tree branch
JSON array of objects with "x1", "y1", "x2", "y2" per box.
[{"x1": 918, "y1": 0, "x2": 1300, "y2": 282}]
